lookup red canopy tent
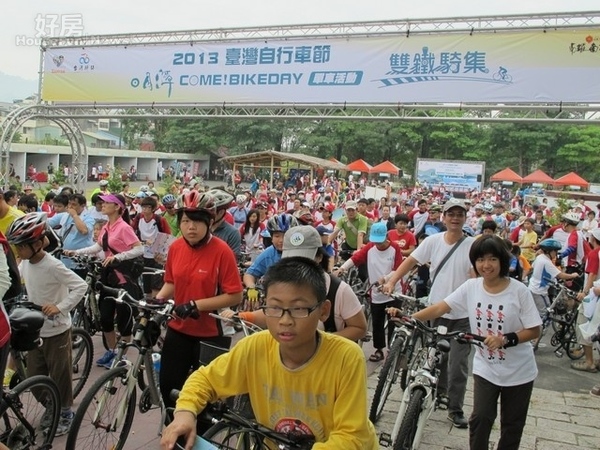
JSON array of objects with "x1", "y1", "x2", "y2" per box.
[
  {"x1": 553, "y1": 172, "x2": 590, "y2": 189},
  {"x1": 346, "y1": 159, "x2": 373, "y2": 173},
  {"x1": 521, "y1": 169, "x2": 555, "y2": 185},
  {"x1": 490, "y1": 167, "x2": 522, "y2": 183},
  {"x1": 371, "y1": 160, "x2": 401, "y2": 175}
]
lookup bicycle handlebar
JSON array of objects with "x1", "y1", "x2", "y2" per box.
[
  {"x1": 95, "y1": 281, "x2": 175, "y2": 316},
  {"x1": 389, "y1": 315, "x2": 485, "y2": 343}
]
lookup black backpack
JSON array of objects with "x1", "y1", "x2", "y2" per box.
[
  {"x1": 0, "y1": 234, "x2": 23, "y2": 300},
  {"x1": 323, "y1": 275, "x2": 342, "y2": 333}
]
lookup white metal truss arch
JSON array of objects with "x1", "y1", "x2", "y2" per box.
[
  {"x1": 39, "y1": 102, "x2": 599, "y2": 124},
  {"x1": 0, "y1": 105, "x2": 87, "y2": 191},
  {"x1": 41, "y1": 11, "x2": 600, "y2": 49}
]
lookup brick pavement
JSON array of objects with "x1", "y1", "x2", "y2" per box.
[{"x1": 369, "y1": 365, "x2": 600, "y2": 450}]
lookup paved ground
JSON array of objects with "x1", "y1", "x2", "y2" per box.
[{"x1": 51, "y1": 329, "x2": 600, "y2": 449}]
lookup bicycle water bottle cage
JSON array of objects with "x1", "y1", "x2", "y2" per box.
[{"x1": 9, "y1": 308, "x2": 45, "y2": 351}]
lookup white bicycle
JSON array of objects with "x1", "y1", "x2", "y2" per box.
[{"x1": 380, "y1": 317, "x2": 483, "y2": 450}]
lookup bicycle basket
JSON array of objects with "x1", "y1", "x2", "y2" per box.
[{"x1": 199, "y1": 341, "x2": 229, "y2": 366}]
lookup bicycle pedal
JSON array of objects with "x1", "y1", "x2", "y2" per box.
[
  {"x1": 554, "y1": 350, "x2": 564, "y2": 358},
  {"x1": 379, "y1": 432, "x2": 392, "y2": 447}
]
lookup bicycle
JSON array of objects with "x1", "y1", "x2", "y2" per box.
[
  {"x1": 5, "y1": 299, "x2": 93, "y2": 400},
  {"x1": 546, "y1": 283, "x2": 583, "y2": 360},
  {"x1": 1, "y1": 304, "x2": 61, "y2": 449},
  {"x1": 380, "y1": 317, "x2": 483, "y2": 450},
  {"x1": 533, "y1": 279, "x2": 577, "y2": 353},
  {"x1": 65, "y1": 282, "x2": 175, "y2": 450},
  {"x1": 369, "y1": 293, "x2": 427, "y2": 424}
]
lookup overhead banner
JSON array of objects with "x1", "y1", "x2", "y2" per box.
[
  {"x1": 42, "y1": 29, "x2": 600, "y2": 104},
  {"x1": 416, "y1": 158, "x2": 485, "y2": 193}
]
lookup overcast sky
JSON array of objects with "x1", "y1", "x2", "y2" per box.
[{"x1": 2, "y1": 0, "x2": 598, "y2": 80}]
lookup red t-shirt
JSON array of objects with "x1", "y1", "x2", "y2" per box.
[
  {"x1": 387, "y1": 230, "x2": 417, "y2": 251},
  {"x1": 584, "y1": 247, "x2": 600, "y2": 276},
  {"x1": 165, "y1": 236, "x2": 243, "y2": 338}
]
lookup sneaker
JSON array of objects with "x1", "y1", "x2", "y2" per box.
[
  {"x1": 3, "y1": 368, "x2": 15, "y2": 387},
  {"x1": 448, "y1": 412, "x2": 468, "y2": 429},
  {"x1": 96, "y1": 350, "x2": 116, "y2": 367},
  {"x1": 55, "y1": 411, "x2": 74, "y2": 437}
]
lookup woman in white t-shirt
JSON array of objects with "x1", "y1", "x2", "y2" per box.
[{"x1": 389, "y1": 235, "x2": 541, "y2": 450}]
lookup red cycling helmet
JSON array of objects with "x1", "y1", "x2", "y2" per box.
[
  {"x1": 7, "y1": 212, "x2": 48, "y2": 246},
  {"x1": 176, "y1": 192, "x2": 216, "y2": 218}
]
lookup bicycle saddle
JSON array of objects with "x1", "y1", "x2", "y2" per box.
[
  {"x1": 9, "y1": 308, "x2": 44, "y2": 351},
  {"x1": 9, "y1": 307, "x2": 44, "y2": 332}
]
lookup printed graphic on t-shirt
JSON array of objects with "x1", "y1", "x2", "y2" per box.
[{"x1": 475, "y1": 302, "x2": 507, "y2": 363}]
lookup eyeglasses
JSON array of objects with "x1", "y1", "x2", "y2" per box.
[
  {"x1": 260, "y1": 304, "x2": 322, "y2": 319},
  {"x1": 445, "y1": 212, "x2": 466, "y2": 218}
]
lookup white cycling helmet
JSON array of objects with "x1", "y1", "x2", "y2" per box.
[{"x1": 206, "y1": 189, "x2": 234, "y2": 210}]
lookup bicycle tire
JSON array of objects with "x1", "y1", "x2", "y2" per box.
[
  {"x1": 1, "y1": 374, "x2": 60, "y2": 450},
  {"x1": 203, "y1": 421, "x2": 264, "y2": 449},
  {"x1": 394, "y1": 388, "x2": 425, "y2": 450},
  {"x1": 71, "y1": 328, "x2": 94, "y2": 399},
  {"x1": 369, "y1": 334, "x2": 405, "y2": 423},
  {"x1": 565, "y1": 327, "x2": 584, "y2": 360},
  {"x1": 65, "y1": 366, "x2": 136, "y2": 450}
]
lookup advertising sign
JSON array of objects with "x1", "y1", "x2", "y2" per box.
[
  {"x1": 416, "y1": 158, "x2": 485, "y2": 193},
  {"x1": 42, "y1": 29, "x2": 600, "y2": 104}
]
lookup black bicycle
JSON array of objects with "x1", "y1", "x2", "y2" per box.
[{"x1": 534, "y1": 281, "x2": 583, "y2": 359}]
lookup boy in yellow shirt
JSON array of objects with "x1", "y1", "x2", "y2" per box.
[
  {"x1": 161, "y1": 257, "x2": 377, "y2": 449},
  {"x1": 517, "y1": 218, "x2": 538, "y2": 263}
]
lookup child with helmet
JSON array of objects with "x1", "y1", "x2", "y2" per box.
[
  {"x1": 528, "y1": 238, "x2": 579, "y2": 318},
  {"x1": 7, "y1": 212, "x2": 87, "y2": 436},
  {"x1": 153, "y1": 191, "x2": 243, "y2": 417}
]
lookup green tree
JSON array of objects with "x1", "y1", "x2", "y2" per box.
[{"x1": 556, "y1": 126, "x2": 600, "y2": 182}]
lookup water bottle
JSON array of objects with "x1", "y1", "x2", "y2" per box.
[{"x1": 152, "y1": 353, "x2": 161, "y2": 384}]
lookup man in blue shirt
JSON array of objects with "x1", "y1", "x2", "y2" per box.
[{"x1": 47, "y1": 193, "x2": 95, "y2": 278}]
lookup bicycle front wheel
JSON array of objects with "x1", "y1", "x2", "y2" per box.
[
  {"x1": 65, "y1": 366, "x2": 136, "y2": 450},
  {"x1": 394, "y1": 389, "x2": 425, "y2": 450},
  {"x1": 203, "y1": 421, "x2": 263, "y2": 449},
  {"x1": 369, "y1": 334, "x2": 405, "y2": 423},
  {"x1": 1, "y1": 375, "x2": 60, "y2": 450},
  {"x1": 72, "y1": 328, "x2": 94, "y2": 398}
]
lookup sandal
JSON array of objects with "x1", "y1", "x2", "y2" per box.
[
  {"x1": 571, "y1": 361, "x2": 598, "y2": 373},
  {"x1": 369, "y1": 350, "x2": 385, "y2": 362}
]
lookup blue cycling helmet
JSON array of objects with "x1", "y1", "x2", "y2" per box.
[
  {"x1": 462, "y1": 225, "x2": 475, "y2": 237},
  {"x1": 162, "y1": 194, "x2": 176, "y2": 204},
  {"x1": 267, "y1": 214, "x2": 299, "y2": 234},
  {"x1": 424, "y1": 225, "x2": 441, "y2": 236},
  {"x1": 539, "y1": 239, "x2": 562, "y2": 252}
]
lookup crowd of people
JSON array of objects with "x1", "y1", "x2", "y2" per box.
[{"x1": 1, "y1": 174, "x2": 599, "y2": 448}]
